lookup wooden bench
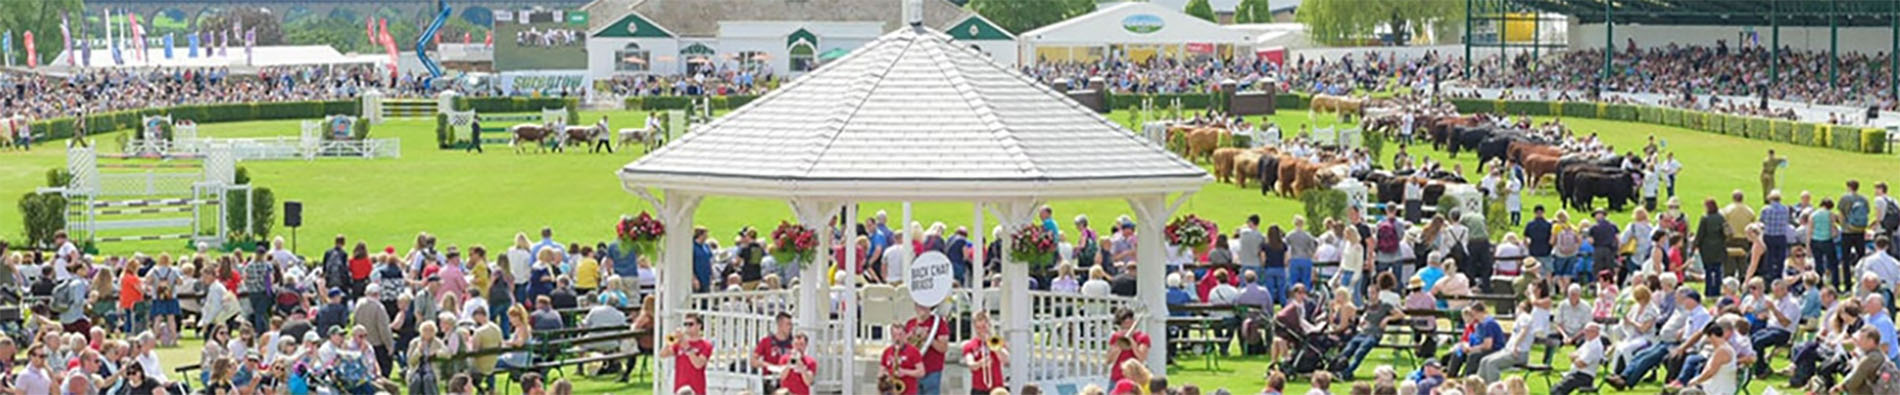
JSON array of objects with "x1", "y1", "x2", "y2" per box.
[
  {"x1": 498, "y1": 329, "x2": 649, "y2": 394},
  {"x1": 173, "y1": 363, "x2": 203, "y2": 388}
]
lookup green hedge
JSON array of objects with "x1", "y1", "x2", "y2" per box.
[
  {"x1": 1861, "y1": 128, "x2": 1888, "y2": 154},
  {"x1": 1793, "y1": 123, "x2": 1817, "y2": 147},
  {"x1": 623, "y1": 95, "x2": 764, "y2": 111},
  {"x1": 1275, "y1": 93, "x2": 1308, "y2": 110},
  {"x1": 1106, "y1": 93, "x2": 1220, "y2": 111},
  {"x1": 1431, "y1": 98, "x2": 1892, "y2": 155},
  {"x1": 455, "y1": 97, "x2": 578, "y2": 114},
  {"x1": 24, "y1": 100, "x2": 360, "y2": 142},
  {"x1": 1560, "y1": 101, "x2": 1595, "y2": 118}
]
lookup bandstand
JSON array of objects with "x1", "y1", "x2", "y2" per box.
[{"x1": 618, "y1": 21, "x2": 1210, "y2": 395}]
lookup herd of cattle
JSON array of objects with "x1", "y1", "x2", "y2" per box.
[{"x1": 1164, "y1": 99, "x2": 1646, "y2": 214}]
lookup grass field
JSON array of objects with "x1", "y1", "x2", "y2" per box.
[{"x1": 5, "y1": 106, "x2": 1898, "y2": 393}]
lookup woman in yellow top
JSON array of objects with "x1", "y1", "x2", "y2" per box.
[
  {"x1": 574, "y1": 245, "x2": 602, "y2": 294},
  {"x1": 468, "y1": 245, "x2": 492, "y2": 299}
]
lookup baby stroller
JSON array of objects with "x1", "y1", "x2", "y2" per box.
[{"x1": 1272, "y1": 318, "x2": 1333, "y2": 377}]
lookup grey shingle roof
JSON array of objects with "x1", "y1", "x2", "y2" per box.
[{"x1": 618, "y1": 26, "x2": 1209, "y2": 200}]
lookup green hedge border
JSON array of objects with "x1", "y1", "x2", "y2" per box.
[
  {"x1": 23, "y1": 100, "x2": 361, "y2": 142},
  {"x1": 1443, "y1": 98, "x2": 1888, "y2": 154}
]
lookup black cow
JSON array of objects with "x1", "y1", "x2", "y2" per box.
[
  {"x1": 1562, "y1": 168, "x2": 1636, "y2": 212},
  {"x1": 1475, "y1": 131, "x2": 1530, "y2": 172},
  {"x1": 1448, "y1": 125, "x2": 1497, "y2": 159},
  {"x1": 1257, "y1": 155, "x2": 1281, "y2": 196}
]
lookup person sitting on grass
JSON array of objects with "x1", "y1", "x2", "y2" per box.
[{"x1": 1335, "y1": 272, "x2": 1401, "y2": 380}]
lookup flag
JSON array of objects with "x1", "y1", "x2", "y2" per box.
[
  {"x1": 24, "y1": 31, "x2": 36, "y2": 68},
  {"x1": 130, "y1": 13, "x2": 146, "y2": 62},
  {"x1": 3, "y1": 31, "x2": 12, "y2": 67},
  {"x1": 163, "y1": 33, "x2": 173, "y2": 59},
  {"x1": 379, "y1": 19, "x2": 398, "y2": 75},
  {"x1": 60, "y1": 13, "x2": 72, "y2": 66},
  {"x1": 366, "y1": 16, "x2": 376, "y2": 45},
  {"x1": 220, "y1": 29, "x2": 229, "y2": 57},
  {"x1": 187, "y1": 30, "x2": 198, "y2": 58},
  {"x1": 245, "y1": 28, "x2": 255, "y2": 66},
  {"x1": 485, "y1": 30, "x2": 492, "y2": 47},
  {"x1": 79, "y1": 12, "x2": 90, "y2": 66},
  {"x1": 108, "y1": 9, "x2": 122, "y2": 65},
  {"x1": 464, "y1": 31, "x2": 471, "y2": 45}
]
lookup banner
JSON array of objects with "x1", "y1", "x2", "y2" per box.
[
  {"x1": 366, "y1": 16, "x2": 376, "y2": 45},
  {"x1": 163, "y1": 33, "x2": 173, "y2": 59},
  {"x1": 60, "y1": 13, "x2": 72, "y2": 66},
  {"x1": 130, "y1": 13, "x2": 146, "y2": 61},
  {"x1": 219, "y1": 29, "x2": 229, "y2": 57},
  {"x1": 485, "y1": 31, "x2": 492, "y2": 47},
  {"x1": 3, "y1": 31, "x2": 12, "y2": 67},
  {"x1": 464, "y1": 31, "x2": 471, "y2": 45},
  {"x1": 188, "y1": 30, "x2": 198, "y2": 58},
  {"x1": 24, "y1": 31, "x2": 36, "y2": 68}
]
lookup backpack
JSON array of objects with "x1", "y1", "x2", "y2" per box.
[
  {"x1": 51, "y1": 280, "x2": 80, "y2": 314},
  {"x1": 1846, "y1": 196, "x2": 1872, "y2": 228},
  {"x1": 323, "y1": 249, "x2": 350, "y2": 290},
  {"x1": 1881, "y1": 197, "x2": 1900, "y2": 233},
  {"x1": 1869, "y1": 355, "x2": 1900, "y2": 395},
  {"x1": 1376, "y1": 220, "x2": 1402, "y2": 254}
]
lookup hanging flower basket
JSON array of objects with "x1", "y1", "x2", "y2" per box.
[
  {"x1": 769, "y1": 221, "x2": 818, "y2": 266},
  {"x1": 616, "y1": 212, "x2": 665, "y2": 260},
  {"x1": 1165, "y1": 214, "x2": 1216, "y2": 250},
  {"x1": 1008, "y1": 223, "x2": 1056, "y2": 263}
]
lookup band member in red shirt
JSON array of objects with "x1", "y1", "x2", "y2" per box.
[
  {"x1": 659, "y1": 313, "x2": 713, "y2": 395},
  {"x1": 752, "y1": 312, "x2": 795, "y2": 392},
  {"x1": 776, "y1": 333, "x2": 818, "y2": 395},
  {"x1": 1105, "y1": 307, "x2": 1149, "y2": 384},
  {"x1": 961, "y1": 311, "x2": 1009, "y2": 394},
  {"x1": 905, "y1": 304, "x2": 952, "y2": 394},
  {"x1": 880, "y1": 324, "x2": 925, "y2": 395}
]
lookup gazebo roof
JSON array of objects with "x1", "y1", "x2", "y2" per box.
[{"x1": 618, "y1": 25, "x2": 1209, "y2": 201}]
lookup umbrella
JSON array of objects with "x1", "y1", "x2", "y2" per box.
[{"x1": 819, "y1": 48, "x2": 850, "y2": 61}]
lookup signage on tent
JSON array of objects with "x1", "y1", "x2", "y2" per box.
[
  {"x1": 1123, "y1": 14, "x2": 1164, "y2": 34},
  {"x1": 908, "y1": 251, "x2": 955, "y2": 307}
]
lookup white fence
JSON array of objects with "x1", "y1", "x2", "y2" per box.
[{"x1": 1023, "y1": 291, "x2": 1139, "y2": 388}]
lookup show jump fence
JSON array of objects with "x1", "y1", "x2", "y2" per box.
[{"x1": 43, "y1": 146, "x2": 246, "y2": 244}]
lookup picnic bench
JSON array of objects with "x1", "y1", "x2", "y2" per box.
[
  {"x1": 437, "y1": 327, "x2": 649, "y2": 395},
  {"x1": 1166, "y1": 315, "x2": 1231, "y2": 369}
]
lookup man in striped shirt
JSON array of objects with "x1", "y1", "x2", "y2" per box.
[
  {"x1": 1758, "y1": 190, "x2": 1791, "y2": 283},
  {"x1": 241, "y1": 251, "x2": 278, "y2": 331}
]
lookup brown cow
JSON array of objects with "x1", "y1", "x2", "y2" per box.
[
  {"x1": 1212, "y1": 147, "x2": 1243, "y2": 184},
  {"x1": 1310, "y1": 94, "x2": 1365, "y2": 116},
  {"x1": 1521, "y1": 153, "x2": 1563, "y2": 192},
  {"x1": 1233, "y1": 149, "x2": 1264, "y2": 189},
  {"x1": 1185, "y1": 127, "x2": 1226, "y2": 163}
]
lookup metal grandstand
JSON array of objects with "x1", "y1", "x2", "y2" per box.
[{"x1": 1473, "y1": 0, "x2": 1900, "y2": 95}]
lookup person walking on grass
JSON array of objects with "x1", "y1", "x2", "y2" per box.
[{"x1": 466, "y1": 117, "x2": 483, "y2": 153}]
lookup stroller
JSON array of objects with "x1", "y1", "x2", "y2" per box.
[{"x1": 1271, "y1": 312, "x2": 1335, "y2": 377}]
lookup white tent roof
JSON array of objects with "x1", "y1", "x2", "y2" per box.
[
  {"x1": 618, "y1": 25, "x2": 1208, "y2": 201},
  {"x1": 47, "y1": 45, "x2": 382, "y2": 69},
  {"x1": 1020, "y1": 2, "x2": 1252, "y2": 46}
]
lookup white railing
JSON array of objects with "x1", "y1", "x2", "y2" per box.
[
  {"x1": 97, "y1": 172, "x2": 201, "y2": 197},
  {"x1": 315, "y1": 139, "x2": 402, "y2": 159},
  {"x1": 1025, "y1": 291, "x2": 1138, "y2": 387},
  {"x1": 682, "y1": 289, "x2": 798, "y2": 395}
]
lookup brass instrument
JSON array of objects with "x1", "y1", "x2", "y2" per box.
[
  {"x1": 664, "y1": 333, "x2": 679, "y2": 345},
  {"x1": 1112, "y1": 335, "x2": 1134, "y2": 350},
  {"x1": 879, "y1": 375, "x2": 906, "y2": 394},
  {"x1": 986, "y1": 335, "x2": 1005, "y2": 352}
]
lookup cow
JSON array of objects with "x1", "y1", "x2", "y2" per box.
[
  {"x1": 1234, "y1": 149, "x2": 1266, "y2": 189},
  {"x1": 1212, "y1": 147, "x2": 1244, "y2": 184},
  {"x1": 1256, "y1": 154, "x2": 1282, "y2": 196}
]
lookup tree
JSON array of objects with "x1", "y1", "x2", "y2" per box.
[
  {"x1": 284, "y1": 16, "x2": 375, "y2": 54},
  {"x1": 1298, "y1": 0, "x2": 1462, "y2": 45},
  {"x1": 199, "y1": 7, "x2": 284, "y2": 46},
  {"x1": 0, "y1": 0, "x2": 85, "y2": 64},
  {"x1": 1184, "y1": 0, "x2": 1217, "y2": 23},
  {"x1": 1234, "y1": 0, "x2": 1275, "y2": 24},
  {"x1": 969, "y1": 0, "x2": 1096, "y2": 34}
]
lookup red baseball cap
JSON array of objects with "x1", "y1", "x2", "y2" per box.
[{"x1": 1112, "y1": 379, "x2": 1142, "y2": 395}]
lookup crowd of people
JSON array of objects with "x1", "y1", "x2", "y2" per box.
[
  {"x1": 598, "y1": 69, "x2": 776, "y2": 98},
  {"x1": 1466, "y1": 41, "x2": 1900, "y2": 112},
  {"x1": 0, "y1": 226, "x2": 652, "y2": 394},
  {"x1": 0, "y1": 65, "x2": 456, "y2": 123}
]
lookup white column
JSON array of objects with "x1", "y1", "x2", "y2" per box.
[
  {"x1": 1128, "y1": 194, "x2": 1173, "y2": 377},
  {"x1": 789, "y1": 200, "x2": 836, "y2": 343},
  {"x1": 843, "y1": 203, "x2": 860, "y2": 395},
  {"x1": 649, "y1": 189, "x2": 702, "y2": 395},
  {"x1": 990, "y1": 199, "x2": 1040, "y2": 394},
  {"x1": 970, "y1": 203, "x2": 986, "y2": 309}
]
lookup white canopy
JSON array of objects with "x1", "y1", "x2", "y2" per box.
[
  {"x1": 618, "y1": 24, "x2": 1209, "y2": 200},
  {"x1": 1019, "y1": 2, "x2": 1252, "y2": 46}
]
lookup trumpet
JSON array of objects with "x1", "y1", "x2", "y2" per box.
[
  {"x1": 664, "y1": 333, "x2": 679, "y2": 345},
  {"x1": 986, "y1": 335, "x2": 1005, "y2": 352}
]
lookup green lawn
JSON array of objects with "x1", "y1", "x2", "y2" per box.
[{"x1": 5, "y1": 106, "x2": 1897, "y2": 393}]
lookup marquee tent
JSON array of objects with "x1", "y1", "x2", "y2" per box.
[{"x1": 1020, "y1": 1, "x2": 1253, "y2": 63}]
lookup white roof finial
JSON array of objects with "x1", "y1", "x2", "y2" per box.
[{"x1": 905, "y1": 0, "x2": 924, "y2": 27}]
